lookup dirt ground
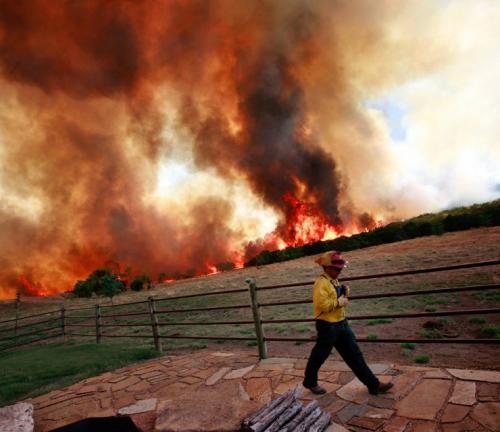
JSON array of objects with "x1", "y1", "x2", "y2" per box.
[{"x1": 3, "y1": 226, "x2": 499, "y2": 370}]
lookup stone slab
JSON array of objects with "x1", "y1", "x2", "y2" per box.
[
  {"x1": 470, "y1": 402, "x2": 500, "y2": 431},
  {"x1": 368, "y1": 363, "x2": 390, "y2": 374},
  {"x1": 205, "y1": 367, "x2": 231, "y2": 386},
  {"x1": 118, "y1": 398, "x2": 157, "y2": 415},
  {"x1": 224, "y1": 365, "x2": 255, "y2": 379},
  {"x1": 441, "y1": 404, "x2": 470, "y2": 423},
  {"x1": 245, "y1": 377, "x2": 272, "y2": 404},
  {"x1": 154, "y1": 381, "x2": 258, "y2": 432},
  {"x1": 325, "y1": 422, "x2": 350, "y2": 432},
  {"x1": 260, "y1": 357, "x2": 296, "y2": 364},
  {"x1": 449, "y1": 381, "x2": 476, "y2": 406},
  {"x1": 447, "y1": 368, "x2": 500, "y2": 383},
  {"x1": 396, "y1": 379, "x2": 451, "y2": 420},
  {"x1": 348, "y1": 416, "x2": 384, "y2": 430},
  {"x1": 0, "y1": 403, "x2": 34, "y2": 432},
  {"x1": 336, "y1": 403, "x2": 368, "y2": 423},
  {"x1": 336, "y1": 378, "x2": 370, "y2": 404},
  {"x1": 383, "y1": 416, "x2": 409, "y2": 432},
  {"x1": 364, "y1": 407, "x2": 394, "y2": 419},
  {"x1": 424, "y1": 369, "x2": 451, "y2": 379},
  {"x1": 412, "y1": 422, "x2": 437, "y2": 432},
  {"x1": 209, "y1": 352, "x2": 234, "y2": 357},
  {"x1": 388, "y1": 371, "x2": 420, "y2": 400}
]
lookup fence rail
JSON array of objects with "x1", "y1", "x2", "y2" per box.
[{"x1": 1, "y1": 259, "x2": 499, "y2": 356}]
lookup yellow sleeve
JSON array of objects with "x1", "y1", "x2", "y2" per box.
[{"x1": 313, "y1": 277, "x2": 339, "y2": 313}]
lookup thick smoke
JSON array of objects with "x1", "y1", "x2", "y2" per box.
[{"x1": 1, "y1": 1, "x2": 498, "y2": 298}]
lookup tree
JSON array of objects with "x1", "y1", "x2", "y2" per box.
[
  {"x1": 101, "y1": 274, "x2": 124, "y2": 303},
  {"x1": 72, "y1": 268, "x2": 124, "y2": 299},
  {"x1": 131, "y1": 274, "x2": 152, "y2": 292}
]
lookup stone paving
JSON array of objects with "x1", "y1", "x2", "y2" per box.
[{"x1": 26, "y1": 348, "x2": 500, "y2": 432}]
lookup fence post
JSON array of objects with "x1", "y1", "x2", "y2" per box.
[
  {"x1": 60, "y1": 304, "x2": 66, "y2": 342},
  {"x1": 246, "y1": 277, "x2": 267, "y2": 359},
  {"x1": 148, "y1": 296, "x2": 162, "y2": 353},
  {"x1": 14, "y1": 291, "x2": 21, "y2": 346},
  {"x1": 95, "y1": 304, "x2": 101, "y2": 344}
]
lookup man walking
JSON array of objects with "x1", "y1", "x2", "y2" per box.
[{"x1": 303, "y1": 251, "x2": 394, "y2": 395}]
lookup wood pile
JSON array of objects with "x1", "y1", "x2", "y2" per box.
[{"x1": 241, "y1": 389, "x2": 331, "y2": 432}]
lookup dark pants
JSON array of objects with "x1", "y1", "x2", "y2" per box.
[{"x1": 303, "y1": 319, "x2": 379, "y2": 392}]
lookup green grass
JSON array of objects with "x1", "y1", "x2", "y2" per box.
[
  {"x1": 414, "y1": 354, "x2": 431, "y2": 364},
  {"x1": 366, "y1": 333, "x2": 378, "y2": 340},
  {"x1": 0, "y1": 342, "x2": 159, "y2": 407},
  {"x1": 366, "y1": 318, "x2": 393, "y2": 326},
  {"x1": 400, "y1": 342, "x2": 417, "y2": 350},
  {"x1": 469, "y1": 316, "x2": 487, "y2": 324},
  {"x1": 481, "y1": 325, "x2": 500, "y2": 339},
  {"x1": 418, "y1": 329, "x2": 443, "y2": 339},
  {"x1": 474, "y1": 290, "x2": 500, "y2": 302}
]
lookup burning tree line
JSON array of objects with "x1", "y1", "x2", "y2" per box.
[{"x1": 71, "y1": 199, "x2": 499, "y2": 300}]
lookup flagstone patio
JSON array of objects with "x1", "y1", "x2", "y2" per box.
[{"x1": 26, "y1": 348, "x2": 500, "y2": 432}]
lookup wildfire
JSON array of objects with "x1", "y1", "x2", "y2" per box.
[
  {"x1": 282, "y1": 193, "x2": 341, "y2": 246},
  {"x1": 18, "y1": 275, "x2": 49, "y2": 297},
  {"x1": 207, "y1": 265, "x2": 219, "y2": 275}
]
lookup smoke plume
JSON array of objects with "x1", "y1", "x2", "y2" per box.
[{"x1": 0, "y1": 0, "x2": 498, "y2": 298}]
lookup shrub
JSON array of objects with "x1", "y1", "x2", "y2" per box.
[
  {"x1": 73, "y1": 280, "x2": 93, "y2": 298},
  {"x1": 366, "y1": 333, "x2": 378, "y2": 340},
  {"x1": 400, "y1": 342, "x2": 417, "y2": 350},
  {"x1": 216, "y1": 261, "x2": 236, "y2": 271},
  {"x1": 131, "y1": 274, "x2": 152, "y2": 292},
  {"x1": 443, "y1": 213, "x2": 482, "y2": 231},
  {"x1": 73, "y1": 269, "x2": 125, "y2": 299},
  {"x1": 469, "y1": 316, "x2": 486, "y2": 324},
  {"x1": 414, "y1": 354, "x2": 431, "y2": 364},
  {"x1": 481, "y1": 325, "x2": 500, "y2": 339}
]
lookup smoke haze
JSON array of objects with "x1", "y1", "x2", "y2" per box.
[{"x1": 0, "y1": 0, "x2": 498, "y2": 298}]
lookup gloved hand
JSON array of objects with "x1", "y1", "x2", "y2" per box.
[{"x1": 338, "y1": 295, "x2": 349, "y2": 307}]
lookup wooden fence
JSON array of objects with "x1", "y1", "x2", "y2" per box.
[{"x1": 0, "y1": 259, "x2": 499, "y2": 358}]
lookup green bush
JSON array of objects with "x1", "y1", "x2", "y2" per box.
[
  {"x1": 366, "y1": 333, "x2": 378, "y2": 340},
  {"x1": 481, "y1": 325, "x2": 500, "y2": 339},
  {"x1": 400, "y1": 342, "x2": 417, "y2": 350},
  {"x1": 73, "y1": 280, "x2": 93, "y2": 298},
  {"x1": 73, "y1": 269, "x2": 125, "y2": 299},
  {"x1": 414, "y1": 354, "x2": 431, "y2": 364},
  {"x1": 131, "y1": 274, "x2": 152, "y2": 292},
  {"x1": 468, "y1": 316, "x2": 486, "y2": 324}
]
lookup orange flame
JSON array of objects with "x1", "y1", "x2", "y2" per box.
[
  {"x1": 282, "y1": 192, "x2": 341, "y2": 246},
  {"x1": 18, "y1": 275, "x2": 49, "y2": 297}
]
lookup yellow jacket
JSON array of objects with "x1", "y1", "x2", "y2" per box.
[{"x1": 312, "y1": 273, "x2": 346, "y2": 323}]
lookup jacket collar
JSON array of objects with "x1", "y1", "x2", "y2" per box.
[{"x1": 321, "y1": 272, "x2": 338, "y2": 284}]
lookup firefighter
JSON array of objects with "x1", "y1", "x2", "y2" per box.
[{"x1": 303, "y1": 251, "x2": 394, "y2": 395}]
